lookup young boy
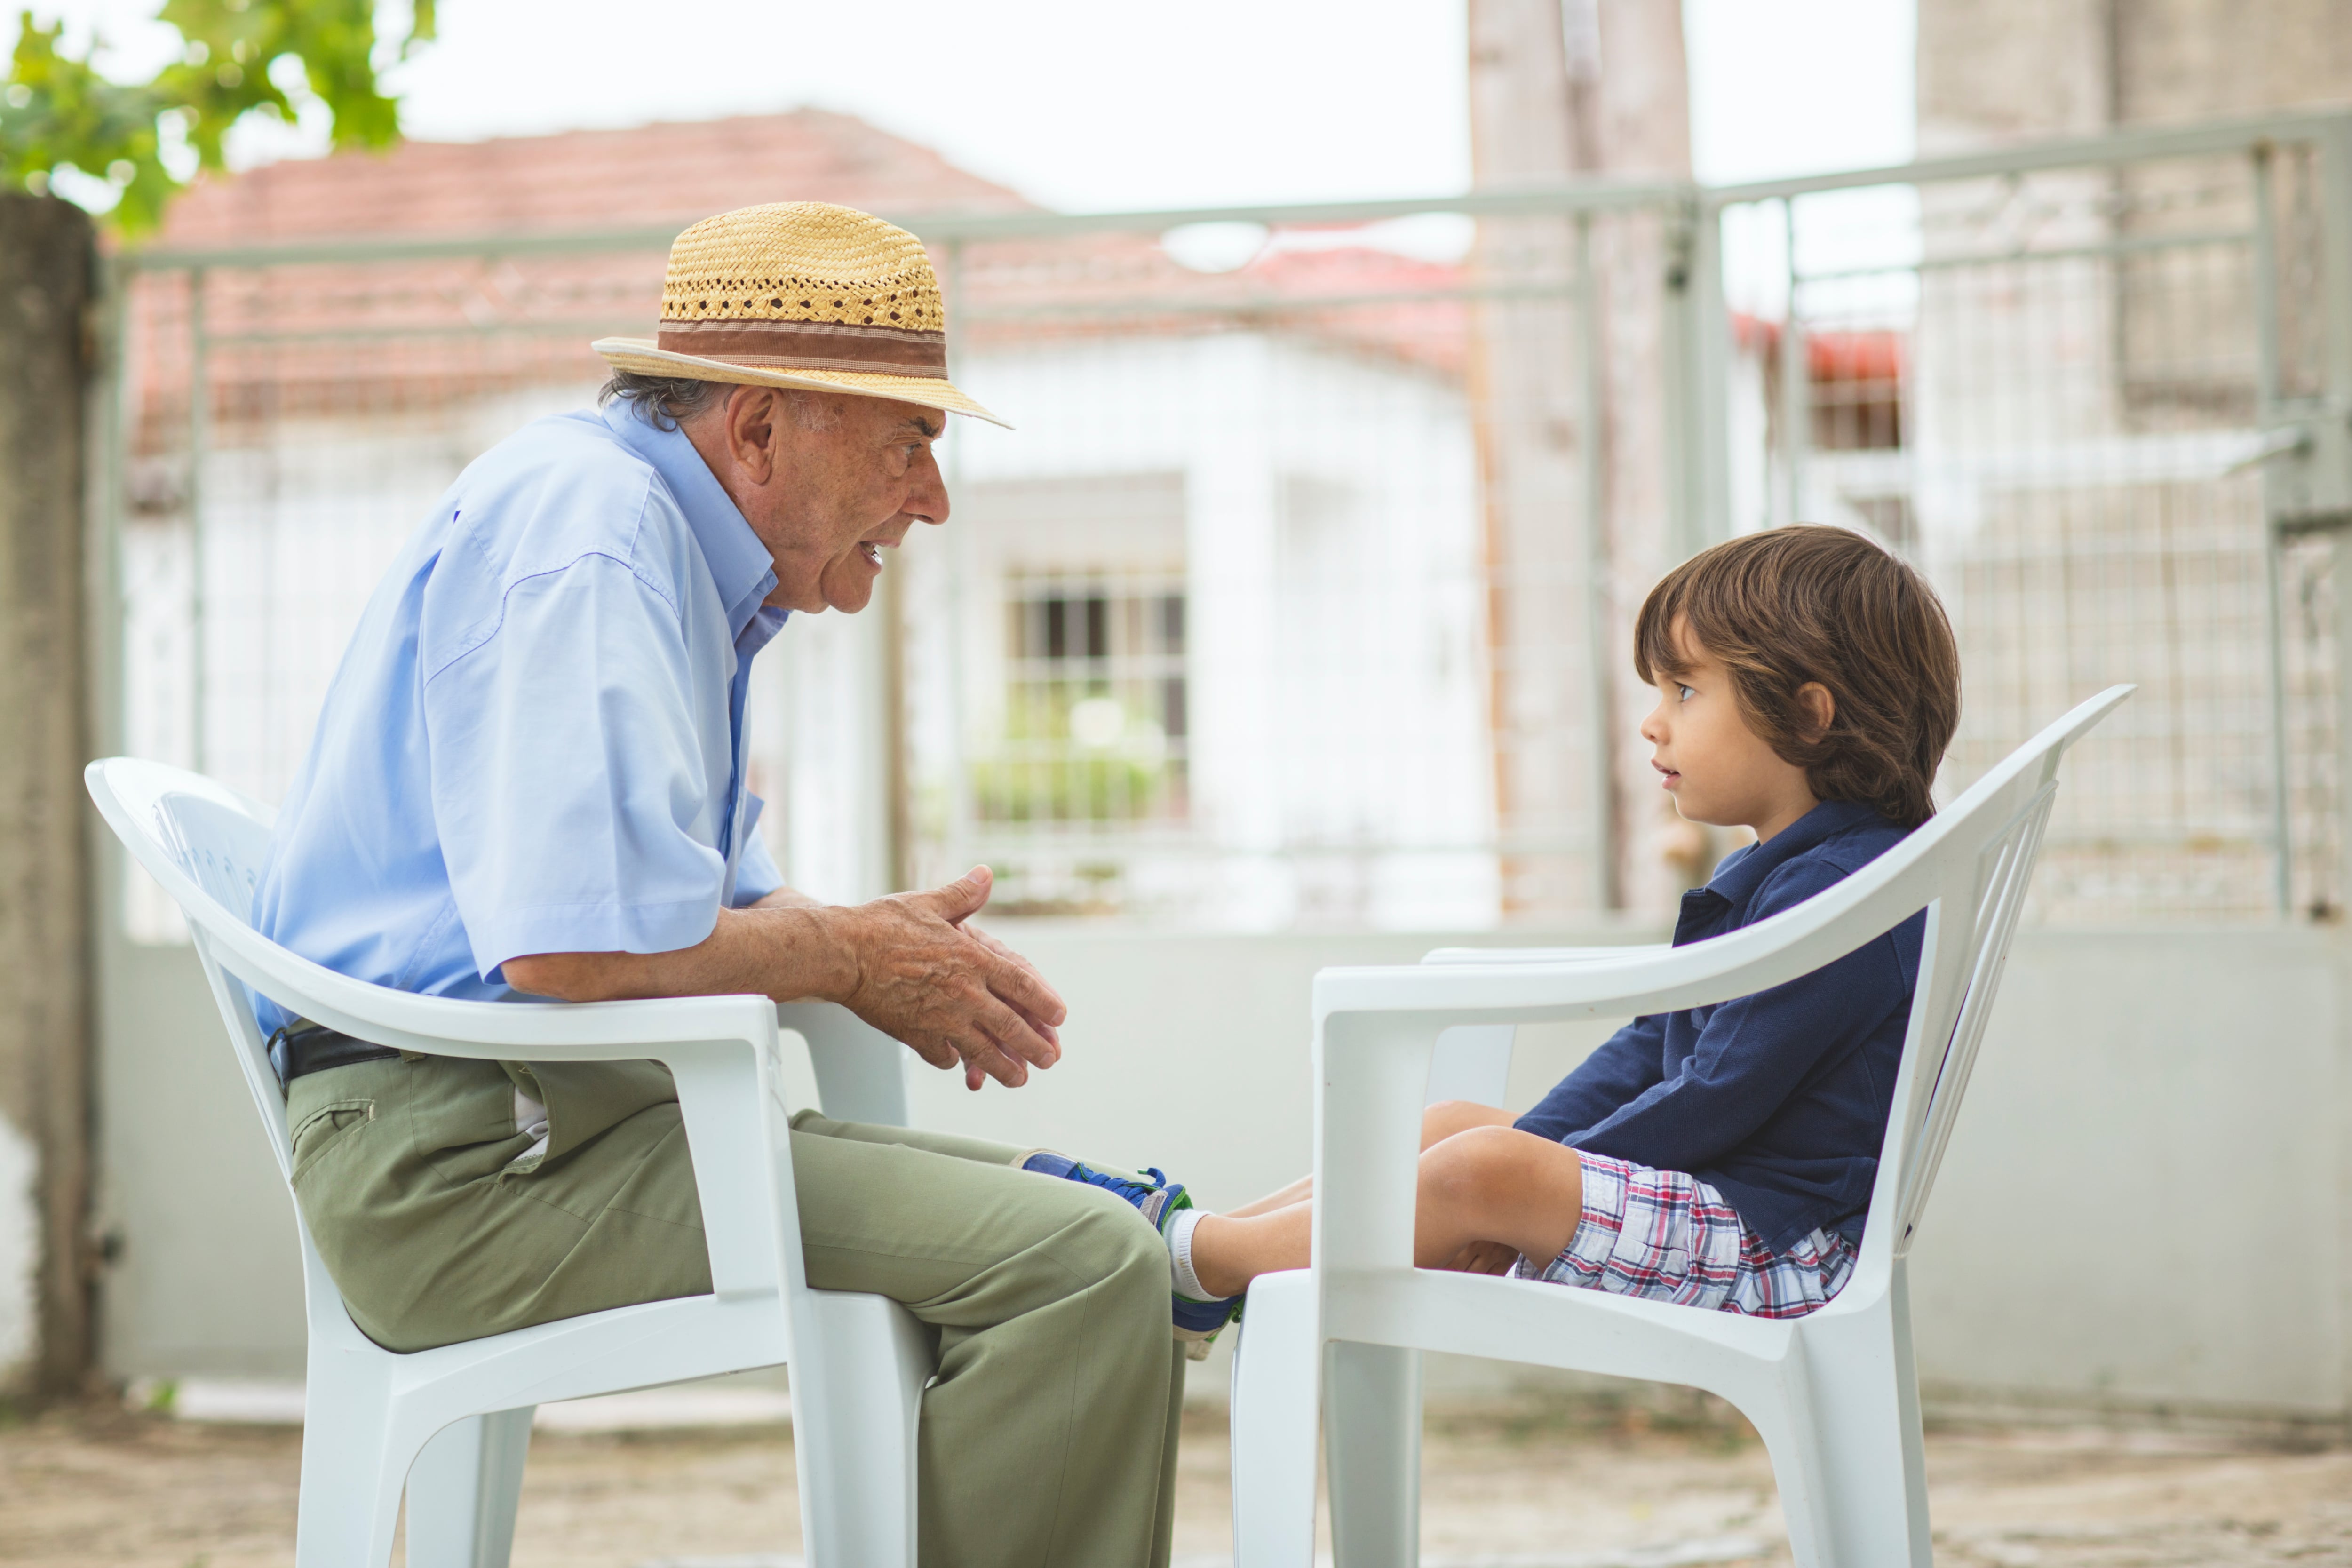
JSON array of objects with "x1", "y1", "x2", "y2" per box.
[{"x1": 1026, "y1": 524, "x2": 1962, "y2": 1343}]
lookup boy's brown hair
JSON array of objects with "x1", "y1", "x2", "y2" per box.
[{"x1": 1633, "y1": 525, "x2": 1960, "y2": 829}]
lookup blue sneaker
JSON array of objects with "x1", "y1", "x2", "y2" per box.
[
  {"x1": 1019, "y1": 1150, "x2": 1191, "y2": 1227},
  {"x1": 1019, "y1": 1150, "x2": 1242, "y2": 1352},
  {"x1": 1171, "y1": 1290, "x2": 1240, "y2": 1346}
]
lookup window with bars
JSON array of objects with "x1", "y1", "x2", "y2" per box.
[{"x1": 977, "y1": 574, "x2": 1189, "y2": 825}]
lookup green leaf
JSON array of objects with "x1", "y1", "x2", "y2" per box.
[{"x1": 2, "y1": 0, "x2": 430, "y2": 235}]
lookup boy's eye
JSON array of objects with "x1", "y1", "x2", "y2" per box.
[{"x1": 1677, "y1": 684, "x2": 1696, "y2": 702}]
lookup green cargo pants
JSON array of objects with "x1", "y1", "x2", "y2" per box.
[{"x1": 286, "y1": 1054, "x2": 1186, "y2": 1568}]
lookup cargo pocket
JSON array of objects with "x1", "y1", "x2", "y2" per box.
[{"x1": 290, "y1": 1098, "x2": 376, "y2": 1185}]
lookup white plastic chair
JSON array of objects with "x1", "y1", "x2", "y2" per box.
[
  {"x1": 87, "y1": 757, "x2": 935, "y2": 1568},
  {"x1": 1228, "y1": 685, "x2": 2134, "y2": 1568}
]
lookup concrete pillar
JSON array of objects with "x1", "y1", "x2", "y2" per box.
[
  {"x1": 1468, "y1": 0, "x2": 1609, "y2": 918},
  {"x1": 1466, "y1": 0, "x2": 1691, "y2": 919},
  {"x1": 1919, "y1": 0, "x2": 2352, "y2": 148},
  {"x1": 0, "y1": 192, "x2": 97, "y2": 1397}
]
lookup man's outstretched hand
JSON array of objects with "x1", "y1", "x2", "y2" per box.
[
  {"x1": 834, "y1": 866, "x2": 1065, "y2": 1091},
  {"x1": 501, "y1": 866, "x2": 1065, "y2": 1092}
]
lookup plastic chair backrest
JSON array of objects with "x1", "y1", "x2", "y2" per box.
[
  {"x1": 1858, "y1": 685, "x2": 2129, "y2": 1263},
  {"x1": 89, "y1": 758, "x2": 301, "y2": 1178},
  {"x1": 1406, "y1": 688, "x2": 2128, "y2": 1281}
]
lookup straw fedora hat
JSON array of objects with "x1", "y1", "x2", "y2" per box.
[{"x1": 593, "y1": 202, "x2": 1007, "y2": 428}]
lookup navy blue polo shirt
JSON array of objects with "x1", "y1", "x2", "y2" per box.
[{"x1": 1515, "y1": 799, "x2": 1923, "y2": 1253}]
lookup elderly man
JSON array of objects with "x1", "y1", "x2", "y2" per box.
[{"x1": 251, "y1": 203, "x2": 1189, "y2": 1568}]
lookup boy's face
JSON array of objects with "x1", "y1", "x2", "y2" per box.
[{"x1": 1639, "y1": 618, "x2": 1825, "y2": 844}]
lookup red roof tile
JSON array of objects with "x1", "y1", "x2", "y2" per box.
[
  {"x1": 128, "y1": 110, "x2": 1472, "y2": 440},
  {"x1": 157, "y1": 107, "x2": 1033, "y2": 244}
]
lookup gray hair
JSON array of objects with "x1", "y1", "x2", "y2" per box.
[
  {"x1": 598, "y1": 371, "x2": 848, "y2": 434},
  {"x1": 599, "y1": 371, "x2": 724, "y2": 432}
]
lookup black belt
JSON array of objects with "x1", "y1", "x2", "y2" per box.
[{"x1": 268, "y1": 1021, "x2": 401, "y2": 1086}]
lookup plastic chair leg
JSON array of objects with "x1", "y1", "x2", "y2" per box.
[
  {"x1": 1325, "y1": 1340, "x2": 1421, "y2": 1568},
  {"x1": 791, "y1": 1289, "x2": 934, "y2": 1568},
  {"x1": 405, "y1": 1407, "x2": 535, "y2": 1567},
  {"x1": 294, "y1": 1360, "x2": 407, "y2": 1568},
  {"x1": 1229, "y1": 1270, "x2": 1322, "y2": 1568},
  {"x1": 1735, "y1": 1379, "x2": 1837, "y2": 1568},
  {"x1": 1797, "y1": 1291, "x2": 1933, "y2": 1568}
]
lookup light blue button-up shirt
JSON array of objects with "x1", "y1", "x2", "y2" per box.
[{"x1": 252, "y1": 398, "x2": 788, "y2": 1031}]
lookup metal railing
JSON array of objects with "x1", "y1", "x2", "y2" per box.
[
  {"x1": 91, "y1": 108, "x2": 2352, "y2": 936},
  {"x1": 1705, "y1": 109, "x2": 2352, "y2": 921}
]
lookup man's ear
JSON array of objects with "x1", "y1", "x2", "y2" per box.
[
  {"x1": 725, "y1": 387, "x2": 782, "y2": 484},
  {"x1": 1795, "y1": 681, "x2": 1836, "y2": 742}
]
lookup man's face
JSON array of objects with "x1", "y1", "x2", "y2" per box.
[{"x1": 688, "y1": 386, "x2": 950, "y2": 615}]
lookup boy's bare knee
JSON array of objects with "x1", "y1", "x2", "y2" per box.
[
  {"x1": 1422, "y1": 1099, "x2": 1508, "y2": 1149},
  {"x1": 1418, "y1": 1124, "x2": 1518, "y2": 1210},
  {"x1": 1422, "y1": 1100, "x2": 1472, "y2": 1142}
]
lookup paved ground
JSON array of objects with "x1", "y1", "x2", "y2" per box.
[{"x1": 1, "y1": 1396, "x2": 2348, "y2": 1567}]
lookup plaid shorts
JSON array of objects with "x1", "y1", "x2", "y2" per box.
[{"x1": 1512, "y1": 1149, "x2": 1858, "y2": 1319}]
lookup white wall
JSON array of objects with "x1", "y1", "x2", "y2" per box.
[
  {"x1": 90, "y1": 917, "x2": 2352, "y2": 1423},
  {"x1": 1905, "y1": 926, "x2": 2348, "y2": 1416}
]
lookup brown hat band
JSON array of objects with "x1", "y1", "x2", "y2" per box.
[{"x1": 654, "y1": 317, "x2": 947, "y2": 378}]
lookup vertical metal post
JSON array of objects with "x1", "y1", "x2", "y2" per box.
[
  {"x1": 185, "y1": 267, "x2": 208, "y2": 774},
  {"x1": 939, "y1": 238, "x2": 973, "y2": 884},
  {"x1": 1778, "y1": 198, "x2": 1808, "y2": 530},
  {"x1": 88, "y1": 258, "x2": 131, "y2": 768},
  {"x1": 2253, "y1": 146, "x2": 2296, "y2": 915},
  {"x1": 1575, "y1": 213, "x2": 1620, "y2": 911},
  {"x1": 2320, "y1": 122, "x2": 2352, "y2": 413},
  {"x1": 85, "y1": 257, "x2": 131, "y2": 959},
  {"x1": 1656, "y1": 204, "x2": 1693, "y2": 560},
  {"x1": 2263, "y1": 534, "x2": 2296, "y2": 915},
  {"x1": 2251, "y1": 145, "x2": 2287, "y2": 414},
  {"x1": 1688, "y1": 194, "x2": 1734, "y2": 549},
  {"x1": 880, "y1": 518, "x2": 911, "y2": 895},
  {"x1": 2320, "y1": 124, "x2": 2352, "y2": 925},
  {"x1": 2313, "y1": 126, "x2": 2352, "y2": 1409}
]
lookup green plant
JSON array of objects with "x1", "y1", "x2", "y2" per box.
[
  {"x1": 976, "y1": 683, "x2": 1182, "y2": 823},
  {"x1": 0, "y1": 0, "x2": 433, "y2": 234},
  {"x1": 971, "y1": 755, "x2": 1171, "y2": 824}
]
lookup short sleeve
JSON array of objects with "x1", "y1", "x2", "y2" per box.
[
  {"x1": 424, "y1": 554, "x2": 729, "y2": 978},
  {"x1": 731, "y1": 807, "x2": 785, "y2": 906}
]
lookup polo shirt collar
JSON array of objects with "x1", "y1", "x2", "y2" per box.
[
  {"x1": 1703, "y1": 798, "x2": 1886, "y2": 913},
  {"x1": 602, "y1": 398, "x2": 779, "y2": 641}
]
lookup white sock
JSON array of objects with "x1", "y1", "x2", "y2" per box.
[{"x1": 1166, "y1": 1208, "x2": 1218, "y2": 1301}]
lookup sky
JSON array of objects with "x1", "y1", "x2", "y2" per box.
[{"x1": 15, "y1": 0, "x2": 1915, "y2": 207}]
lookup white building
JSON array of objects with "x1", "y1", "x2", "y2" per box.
[{"x1": 126, "y1": 111, "x2": 1504, "y2": 934}]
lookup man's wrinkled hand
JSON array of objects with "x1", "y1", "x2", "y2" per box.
[{"x1": 833, "y1": 866, "x2": 1066, "y2": 1090}]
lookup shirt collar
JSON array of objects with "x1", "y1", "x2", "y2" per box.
[
  {"x1": 1703, "y1": 798, "x2": 1888, "y2": 912},
  {"x1": 602, "y1": 398, "x2": 780, "y2": 641}
]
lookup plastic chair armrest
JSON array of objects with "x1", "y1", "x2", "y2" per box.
[
  {"x1": 1420, "y1": 944, "x2": 1672, "y2": 967},
  {"x1": 660, "y1": 1030, "x2": 799, "y2": 1299},
  {"x1": 1311, "y1": 847, "x2": 1945, "y2": 1276},
  {"x1": 194, "y1": 922, "x2": 798, "y2": 1296},
  {"x1": 302, "y1": 995, "x2": 785, "y2": 1065},
  {"x1": 1320, "y1": 843, "x2": 1949, "y2": 1027},
  {"x1": 776, "y1": 1002, "x2": 910, "y2": 1127}
]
